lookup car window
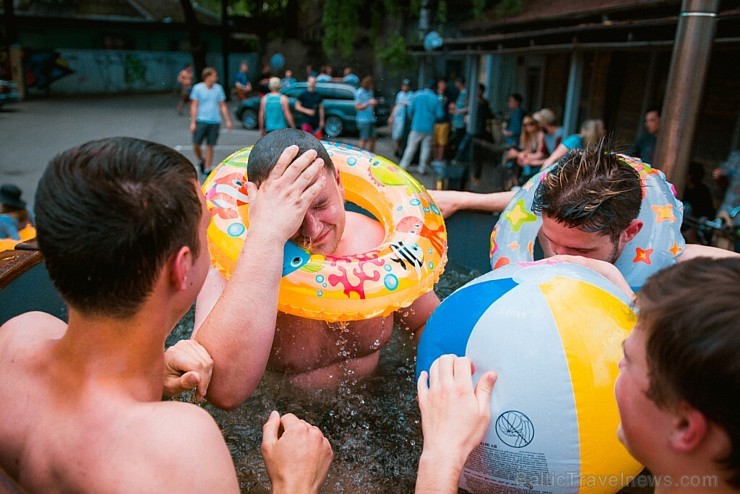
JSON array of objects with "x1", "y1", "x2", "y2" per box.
[
  {"x1": 282, "y1": 85, "x2": 305, "y2": 98},
  {"x1": 318, "y1": 86, "x2": 354, "y2": 100}
]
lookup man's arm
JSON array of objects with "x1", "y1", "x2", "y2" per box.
[
  {"x1": 258, "y1": 96, "x2": 266, "y2": 134},
  {"x1": 0, "y1": 215, "x2": 21, "y2": 240},
  {"x1": 396, "y1": 290, "x2": 439, "y2": 341},
  {"x1": 679, "y1": 244, "x2": 740, "y2": 261},
  {"x1": 192, "y1": 147, "x2": 326, "y2": 409},
  {"x1": 416, "y1": 355, "x2": 496, "y2": 494},
  {"x1": 429, "y1": 190, "x2": 515, "y2": 219},
  {"x1": 281, "y1": 95, "x2": 295, "y2": 128},
  {"x1": 318, "y1": 102, "x2": 325, "y2": 130},
  {"x1": 189, "y1": 98, "x2": 199, "y2": 134},
  {"x1": 219, "y1": 101, "x2": 232, "y2": 130},
  {"x1": 539, "y1": 142, "x2": 569, "y2": 168},
  {"x1": 295, "y1": 94, "x2": 313, "y2": 117}
]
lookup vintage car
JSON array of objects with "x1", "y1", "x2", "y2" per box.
[
  {"x1": 0, "y1": 80, "x2": 20, "y2": 109},
  {"x1": 235, "y1": 82, "x2": 390, "y2": 138}
]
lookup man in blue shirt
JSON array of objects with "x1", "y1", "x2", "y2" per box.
[
  {"x1": 234, "y1": 62, "x2": 251, "y2": 100},
  {"x1": 450, "y1": 78, "x2": 468, "y2": 153},
  {"x1": 502, "y1": 93, "x2": 525, "y2": 146},
  {"x1": 629, "y1": 107, "x2": 661, "y2": 166},
  {"x1": 399, "y1": 80, "x2": 444, "y2": 175},
  {"x1": 190, "y1": 67, "x2": 232, "y2": 175},
  {"x1": 342, "y1": 67, "x2": 360, "y2": 86},
  {"x1": 355, "y1": 76, "x2": 378, "y2": 152}
]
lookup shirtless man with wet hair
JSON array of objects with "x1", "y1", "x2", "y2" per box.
[{"x1": 0, "y1": 137, "x2": 333, "y2": 492}]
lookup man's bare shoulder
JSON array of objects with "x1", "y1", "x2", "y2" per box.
[
  {"x1": 19, "y1": 401, "x2": 237, "y2": 493},
  {"x1": 342, "y1": 211, "x2": 385, "y2": 253},
  {"x1": 0, "y1": 312, "x2": 66, "y2": 355},
  {"x1": 120, "y1": 401, "x2": 239, "y2": 492}
]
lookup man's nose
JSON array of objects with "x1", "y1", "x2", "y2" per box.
[{"x1": 301, "y1": 212, "x2": 322, "y2": 238}]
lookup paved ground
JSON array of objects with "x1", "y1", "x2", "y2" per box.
[{"x1": 0, "y1": 92, "x2": 506, "y2": 208}]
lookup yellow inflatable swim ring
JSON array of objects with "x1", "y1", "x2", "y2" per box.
[
  {"x1": 0, "y1": 224, "x2": 36, "y2": 252},
  {"x1": 203, "y1": 142, "x2": 448, "y2": 322}
]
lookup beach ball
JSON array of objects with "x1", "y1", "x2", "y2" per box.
[
  {"x1": 270, "y1": 53, "x2": 285, "y2": 71},
  {"x1": 417, "y1": 262, "x2": 643, "y2": 494}
]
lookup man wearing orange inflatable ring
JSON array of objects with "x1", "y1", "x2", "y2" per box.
[{"x1": 194, "y1": 129, "x2": 440, "y2": 404}]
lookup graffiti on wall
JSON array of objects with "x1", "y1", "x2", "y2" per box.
[{"x1": 23, "y1": 50, "x2": 74, "y2": 90}]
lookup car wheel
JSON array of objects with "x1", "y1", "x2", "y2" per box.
[
  {"x1": 325, "y1": 116, "x2": 344, "y2": 138},
  {"x1": 241, "y1": 109, "x2": 258, "y2": 130}
]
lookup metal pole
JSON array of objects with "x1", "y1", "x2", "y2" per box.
[
  {"x1": 654, "y1": 0, "x2": 720, "y2": 195},
  {"x1": 562, "y1": 51, "x2": 583, "y2": 136},
  {"x1": 221, "y1": 0, "x2": 230, "y2": 101},
  {"x1": 418, "y1": 0, "x2": 431, "y2": 90},
  {"x1": 467, "y1": 55, "x2": 480, "y2": 134}
]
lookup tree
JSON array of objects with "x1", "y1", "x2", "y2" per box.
[{"x1": 180, "y1": 0, "x2": 208, "y2": 81}]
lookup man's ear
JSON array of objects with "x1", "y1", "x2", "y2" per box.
[
  {"x1": 670, "y1": 401, "x2": 709, "y2": 453},
  {"x1": 170, "y1": 246, "x2": 193, "y2": 291},
  {"x1": 622, "y1": 219, "x2": 643, "y2": 244},
  {"x1": 335, "y1": 169, "x2": 345, "y2": 197}
]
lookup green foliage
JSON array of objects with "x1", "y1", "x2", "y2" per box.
[
  {"x1": 437, "y1": 0, "x2": 447, "y2": 27},
  {"x1": 376, "y1": 34, "x2": 415, "y2": 74},
  {"x1": 472, "y1": 0, "x2": 487, "y2": 16},
  {"x1": 495, "y1": 0, "x2": 522, "y2": 17},
  {"x1": 322, "y1": 0, "x2": 361, "y2": 58}
]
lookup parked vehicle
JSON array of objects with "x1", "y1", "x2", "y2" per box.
[
  {"x1": 0, "y1": 80, "x2": 20, "y2": 108},
  {"x1": 235, "y1": 82, "x2": 390, "y2": 138}
]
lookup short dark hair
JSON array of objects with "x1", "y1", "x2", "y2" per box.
[
  {"x1": 35, "y1": 137, "x2": 201, "y2": 318},
  {"x1": 638, "y1": 257, "x2": 740, "y2": 487},
  {"x1": 247, "y1": 128, "x2": 334, "y2": 186},
  {"x1": 646, "y1": 105, "x2": 662, "y2": 117},
  {"x1": 510, "y1": 93, "x2": 523, "y2": 104},
  {"x1": 532, "y1": 140, "x2": 642, "y2": 242}
]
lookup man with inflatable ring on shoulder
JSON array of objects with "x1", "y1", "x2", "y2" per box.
[
  {"x1": 431, "y1": 141, "x2": 738, "y2": 276},
  {"x1": 194, "y1": 129, "x2": 441, "y2": 401}
]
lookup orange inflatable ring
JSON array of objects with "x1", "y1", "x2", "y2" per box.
[{"x1": 203, "y1": 141, "x2": 447, "y2": 321}]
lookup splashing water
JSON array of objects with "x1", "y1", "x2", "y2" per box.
[{"x1": 167, "y1": 263, "x2": 478, "y2": 493}]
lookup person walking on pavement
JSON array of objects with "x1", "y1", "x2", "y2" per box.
[
  {"x1": 388, "y1": 79, "x2": 414, "y2": 158},
  {"x1": 399, "y1": 80, "x2": 444, "y2": 175},
  {"x1": 432, "y1": 79, "x2": 451, "y2": 161},
  {"x1": 176, "y1": 63, "x2": 193, "y2": 115},
  {"x1": 295, "y1": 75, "x2": 324, "y2": 137},
  {"x1": 259, "y1": 77, "x2": 295, "y2": 136},
  {"x1": 190, "y1": 67, "x2": 232, "y2": 176},
  {"x1": 355, "y1": 76, "x2": 378, "y2": 152}
]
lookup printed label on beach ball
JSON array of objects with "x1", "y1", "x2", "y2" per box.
[{"x1": 417, "y1": 262, "x2": 643, "y2": 494}]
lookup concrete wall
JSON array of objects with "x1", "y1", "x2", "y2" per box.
[{"x1": 30, "y1": 49, "x2": 257, "y2": 95}]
